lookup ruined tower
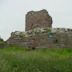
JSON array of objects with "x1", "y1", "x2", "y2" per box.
[{"x1": 25, "y1": 9, "x2": 53, "y2": 31}]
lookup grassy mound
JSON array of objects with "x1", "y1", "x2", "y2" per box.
[{"x1": 0, "y1": 47, "x2": 72, "y2": 72}]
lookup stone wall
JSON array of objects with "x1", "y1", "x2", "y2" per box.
[
  {"x1": 25, "y1": 9, "x2": 52, "y2": 31},
  {"x1": 6, "y1": 9, "x2": 72, "y2": 48},
  {"x1": 7, "y1": 29, "x2": 72, "y2": 48}
]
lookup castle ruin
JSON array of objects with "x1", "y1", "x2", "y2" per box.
[{"x1": 7, "y1": 9, "x2": 72, "y2": 48}]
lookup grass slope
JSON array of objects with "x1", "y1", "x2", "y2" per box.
[{"x1": 0, "y1": 47, "x2": 72, "y2": 72}]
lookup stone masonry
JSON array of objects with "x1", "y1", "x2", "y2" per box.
[
  {"x1": 25, "y1": 9, "x2": 52, "y2": 31},
  {"x1": 7, "y1": 9, "x2": 72, "y2": 48}
]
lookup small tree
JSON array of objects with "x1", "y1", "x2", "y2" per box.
[
  {"x1": 0, "y1": 36, "x2": 4, "y2": 43},
  {"x1": 0, "y1": 37, "x2": 5, "y2": 48}
]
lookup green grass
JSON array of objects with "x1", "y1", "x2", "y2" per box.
[{"x1": 0, "y1": 47, "x2": 72, "y2": 72}]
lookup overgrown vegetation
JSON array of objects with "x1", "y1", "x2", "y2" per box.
[
  {"x1": 11, "y1": 27, "x2": 52, "y2": 38},
  {"x1": 0, "y1": 38, "x2": 6, "y2": 48},
  {"x1": 0, "y1": 47, "x2": 72, "y2": 72}
]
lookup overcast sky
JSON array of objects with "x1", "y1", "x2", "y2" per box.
[{"x1": 0, "y1": 0, "x2": 72, "y2": 40}]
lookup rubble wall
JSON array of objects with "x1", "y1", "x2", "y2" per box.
[{"x1": 7, "y1": 31, "x2": 72, "y2": 48}]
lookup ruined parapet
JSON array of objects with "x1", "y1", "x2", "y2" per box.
[
  {"x1": 51, "y1": 28, "x2": 72, "y2": 33},
  {"x1": 25, "y1": 9, "x2": 52, "y2": 31}
]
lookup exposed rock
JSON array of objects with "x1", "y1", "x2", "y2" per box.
[{"x1": 25, "y1": 9, "x2": 52, "y2": 31}]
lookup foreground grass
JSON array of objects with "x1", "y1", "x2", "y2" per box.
[{"x1": 0, "y1": 47, "x2": 72, "y2": 72}]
